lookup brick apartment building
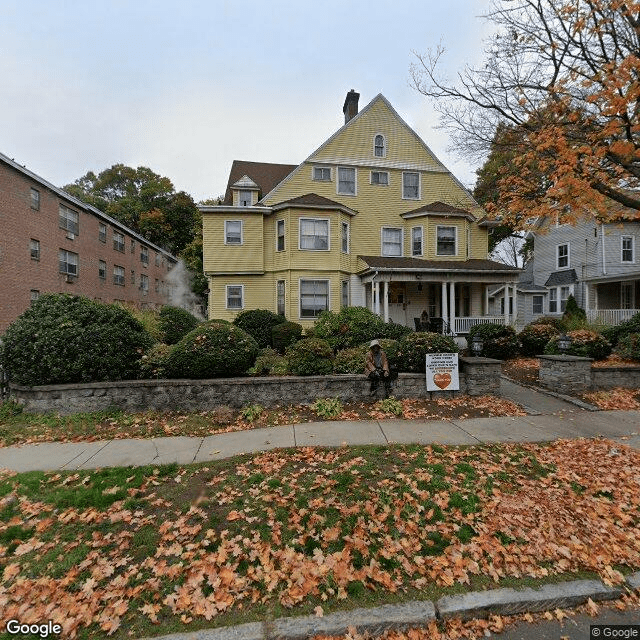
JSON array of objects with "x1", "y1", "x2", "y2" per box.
[{"x1": 0, "y1": 151, "x2": 178, "y2": 333}]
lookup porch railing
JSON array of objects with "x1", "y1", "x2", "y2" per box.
[
  {"x1": 454, "y1": 316, "x2": 507, "y2": 335},
  {"x1": 586, "y1": 309, "x2": 640, "y2": 326}
]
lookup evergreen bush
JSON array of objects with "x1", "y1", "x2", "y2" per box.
[
  {"x1": 394, "y1": 332, "x2": 458, "y2": 373},
  {"x1": 285, "y1": 338, "x2": 334, "y2": 376},
  {"x1": 248, "y1": 348, "x2": 289, "y2": 376},
  {"x1": 544, "y1": 329, "x2": 612, "y2": 360},
  {"x1": 602, "y1": 312, "x2": 640, "y2": 347},
  {"x1": 163, "y1": 321, "x2": 259, "y2": 378},
  {"x1": 271, "y1": 321, "x2": 303, "y2": 353},
  {"x1": 616, "y1": 333, "x2": 640, "y2": 361},
  {"x1": 467, "y1": 323, "x2": 520, "y2": 360},
  {"x1": 139, "y1": 343, "x2": 172, "y2": 379},
  {"x1": 333, "y1": 345, "x2": 370, "y2": 374},
  {"x1": 531, "y1": 316, "x2": 567, "y2": 331},
  {"x1": 232, "y1": 309, "x2": 286, "y2": 348},
  {"x1": 562, "y1": 295, "x2": 587, "y2": 327},
  {"x1": 0, "y1": 294, "x2": 153, "y2": 385},
  {"x1": 518, "y1": 322, "x2": 561, "y2": 357},
  {"x1": 312, "y1": 307, "x2": 389, "y2": 350},
  {"x1": 158, "y1": 305, "x2": 201, "y2": 345}
]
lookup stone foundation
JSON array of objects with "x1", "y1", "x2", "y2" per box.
[{"x1": 9, "y1": 357, "x2": 501, "y2": 415}]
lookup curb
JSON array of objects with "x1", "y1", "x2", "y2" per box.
[{"x1": 144, "y1": 572, "x2": 640, "y2": 640}]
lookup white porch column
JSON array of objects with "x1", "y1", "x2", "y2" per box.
[
  {"x1": 504, "y1": 285, "x2": 510, "y2": 325},
  {"x1": 512, "y1": 284, "x2": 518, "y2": 327},
  {"x1": 584, "y1": 283, "x2": 590, "y2": 312},
  {"x1": 449, "y1": 281, "x2": 456, "y2": 334},
  {"x1": 382, "y1": 280, "x2": 389, "y2": 323},
  {"x1": 441, "y1": 281, "x2": 448, "y2": 328},
  {"x1": 374, "y1": 281, "x2": 380, "y2": 317},
  {"x1": 484, "y1": 285, "x2": 490, "y2": 316}
]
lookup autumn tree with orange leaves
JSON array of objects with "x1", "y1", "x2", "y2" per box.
[{"x1": 410, "y1": 0, "x2": 640, "y2": 228}]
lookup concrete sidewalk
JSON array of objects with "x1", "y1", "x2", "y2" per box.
[{"x1": 1, "y1": 409, "x2": 639, "y2": 473}]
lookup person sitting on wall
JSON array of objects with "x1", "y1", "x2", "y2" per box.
[
  {"x1": 364, "y1": 339, "x2": 392, "y2": 398},
  {"x1": 420, "y1": 309, "x2": 429, "y2": 330}
]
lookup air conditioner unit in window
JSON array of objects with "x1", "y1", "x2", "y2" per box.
[
  {"x1": 66, "y1": 232, "x2": 76, "y2": 240},
  {"x1": 65, "y1": 274, "x2": 76, "y2": 283}
]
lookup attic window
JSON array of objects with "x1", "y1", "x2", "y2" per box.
[
  {"x1": 312, "y1": 167, "x2": 331, "y2": 182},
  {"x1": 238, "y1": 190, "x2": 253, "y2": 207},
  {"x1": 374, "y1": 134, "x2": 386, "y2": 157}
]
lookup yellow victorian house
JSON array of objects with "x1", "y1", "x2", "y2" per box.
[{"x1": 200, "y1": 91, "x2": 520, "y2": 335}]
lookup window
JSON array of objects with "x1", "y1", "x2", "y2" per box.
[
  {"x1": 30, "y1": 239, "x2": 40, "y2": 260},
  {"x1": 622, "y1": 236, "x2": 634, "y2": 263},
  {"x1": 30, "y1": 188, "x2": 40, "y2": 210},
  {"x1": 337, "y1": 167, "x2": 356, "y2": 195},
  {"x1": 549, "y1": 286, "x2": 570, "y2": 313},
  {"x1": 30, "y1": 290, "x2": 40, "y2": 304},
  {"x1": 155, "y1": 252, "x2": 160, "y2": 266},
  {"x1": 113, "y1": 231, "x2": 125, "y2": 252},
  {"x1": 155, "y1": 279, "x2": 159, "y2": 293},
  {"x1": 276, "y1": 219, "x2": 285, "y2": 251},
  {"x1": 374, "y1": 134, "x2": 385, "y2": 157},
  {"x1": 226, "y1": 285, "x2": 244, "y2": 309},
  {"x1": 299, "y1": 218, "x2": 329, "y2": 250},
  {"x1": 59, "y1": 205, "x2": 79, "y2": 235},
  {"x1": 131, "y1": 270, "x2": 136, "y2": 284},
  {"x1": 382, "y1": 227, "x2": 403, "y2": 256},
  {"x1": 140, "y1": 274, "x2": 149, "y2": 293},
  {"x1": 99, "y1": 260, "x2": 106, "y2": 280},
  {"x1": 560, "y1": 286, "x2": 570, "y2": 311},
  {"x1": 557, "y1": 243, "x2": 569, "y2": 268},
  {"x1": 621, "y1": 282, "x2": 634, "y2": 309},
  {"x1": 312, "y1": 167, "x2": 331, "y2": 182},
  {"x1": 436, "y1": 226, "x2": 456, "y2": 256},
  {"x1": 113, "y1": 265, "x2": 125, "y2": 286},
  {"x1": 370, "y1": 171, "x2": 389, "y2": 185},
  {"x1": 238, "y1": 190, "x2": 253, "y2": 207},
  {"x1": 130, "y1": 239, "x2": 135, "y2": 253},
  {"x1": 411, "y1": 226, "x2": 423, "y2": 256},
  {"x1": 59, "y1": 249, "x2": 78, "y2": 276},
  {"x1": 98, "y1": 223, "x2": 107, "y2": 243},
  {"x1": 402, "y1": 172, "x2": 420, "y2": 199},
  {"x1": 341, "y1": 221, "x2": 349, "y2": 253},
  {"x1": 225, "y1": 220, "x2": 243, "y2": 245},
  {"x1": 341, "y1": 280, "x2": 350, "y2": 308},
  {"x1": 532, "y1": 295, "x2": 543, "y2": 315},
  {"x1": 300, "y1": 279, "x2": 329, "y2": 318},
  {"x1": 549, "y1": 288, "x2": 558, "y2": 313},
  {"x1": 277, "y1": 280, "x2": 285, "y2": 316},
  {"x1": 140, "y1": 246, "x2": 149, "y2": 265}
]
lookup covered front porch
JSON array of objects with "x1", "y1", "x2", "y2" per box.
[
  {"x1": 358, "y1": 256, "x2": 521, "y2": 336},
  {"x1": 584, "y1": 277, "x2": 640, "y2": 325}
]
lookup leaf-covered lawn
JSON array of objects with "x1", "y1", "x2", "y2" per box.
[
  {"x1": 0, "y1": 395, "x2": 525, "y2": 447},
  {"x1": 583, "y1": 387, "x2": 640, "y2": 410},
  {"x1": 1, "y1": 439, "x2": 638, "y2": 638}
]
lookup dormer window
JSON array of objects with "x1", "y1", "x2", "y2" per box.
[
  {"x1": 238, "y1": 190, "x2": 253, "y2": 207},
  {"x1": 374, "y1": 134, "x2": 386, "y2": 157}
]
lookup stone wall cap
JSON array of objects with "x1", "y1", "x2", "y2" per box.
[
  {"x1": 460, "y1": 356, "x2": 503, "y2": 364},
  {"x1": 538, "y1": 355, "x2": 593, "y2": 362}
]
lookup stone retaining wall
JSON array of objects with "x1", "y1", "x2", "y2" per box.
[
  {"x1": 591, "y1": 366, "x2": 640, "y2": 389},
  {"x1": 9, "y1": 357, "x2": 501, "y2": 415}
]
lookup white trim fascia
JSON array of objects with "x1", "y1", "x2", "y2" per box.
[
  {"x1": 298, "y1": 216, "x2": 331, "y2": 251},
  {"x1": 271, "y1": 202, "x2": 357, "y2": 216},
  {"x1": 380, "y1": 226, "x2": 404, "y2": 257},
  {"x1": 225, "y1": 283, "x2": 244, "y2": 310},
  {"x1": 199, "y1": 205, "x2": 272, "y2": 214},
  {"x1": 206, "y1": 271, "x2": 265, "y2": 275},
  {"x1": 307, "y1": 157, "x2": 447, "y2": 172},
  {"x1": 298, "y1": 277, "x2": 331, "y2": 320}
]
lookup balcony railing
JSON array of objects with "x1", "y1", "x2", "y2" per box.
[
  {"x1": 586, "y1": 309, "x2": 640, "y2": 326},
  {"x1": 454, "y1": 316, "x2": 507, "y2": 334}
]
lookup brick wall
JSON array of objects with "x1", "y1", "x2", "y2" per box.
[{"x1": 0, "y1": 158, "x2": 178, "y2": 332}]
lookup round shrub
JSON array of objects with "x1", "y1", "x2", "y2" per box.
[
  {"x1": 139, "y1": 343, "x2": 172, "y2": 379},
  {"x1": 468, "y1": 323, "x2": 520, "y2": 360},
  {"x1": 312, "y1": 307, "x2": 386, "y2": 350},
  {"x1": 333, "y1": 344, "x2": 370, "y2": 374},
  {"x1": 602, "y1": 312, "x2": 640, "y2": 347},
  {"x1": 232, "y1": 309, "x2": 286, "y2": 348},
  {"x1": 163, "y1": 321, "x2": 259, "y2": 378},
  {"x1": 0, "y1": 294, "x2": 153, "y2": 385},
  {"x1": 285, "y1": 338, "x2": 334, "y2": 376},
  {"x1": 394, "y1": 332, "x2": 459, "y2": 373},
  {"x1": 616, "y1": 333, "x2": 640, "y2": 361},
  {"x1": 380, "y1": 321, "x2": 413, "y2": 341},
  {"x1": 532, "y1": 316, "x2": 567, "y2": 331},
  {"x1": 159, "y1": 305, "x2": 201, "y2": 345},
  {"x1": 271, "y1": 321, "x2": 303, "y2": 353},
  {"x1": 248, "y1": 348, "x2": 289, "y2": 376},
  {"x1": 544, "y1": 329, "x2": 612, "y2": 360},
  {"x1": 518, "y1": 322, "x2": 561, "y2": 357}
]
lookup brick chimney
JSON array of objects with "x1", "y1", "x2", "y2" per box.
[{"x1": 343, "y1": 89, "x2": 360, "y2": 124}]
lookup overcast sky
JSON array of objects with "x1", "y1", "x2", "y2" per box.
[{"x1": 1, "y1": 0, "x2": 495, "y2": 202}]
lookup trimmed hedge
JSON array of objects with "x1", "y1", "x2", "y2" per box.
[
  {"x1": 285, "y1": 338, "x2": 334, "y2": 376},
  {"x1": 468, "y1": 323, "x2": 519, "y2": 360},
  {"x1": 519, "y1": 323, "x2": 561, "y2": 357},
  {"x1": 394, "y1": 332, "x2": 459, "y2": 373},
  {"x1": 333, "y1": 345, "x2": 370, "y2": 374},
  {"x1": 616, "y1": 333, "x2": 640, "y2": 361},
  {"x1": 233, "y1": 309, "x2": 286, "y2": 348},
  {"x1": 0, "y1": 294, "x2": 153, "y2": 385},
  {"x1": 248, "y1": 348, "x2": 289, "y2": 376},
  {"x1": 544, "y1": 329, "x2": 612, "y2": 360},
  {"x1": 531, "y1": 316, "x2": 567, "y2": 331},
  {"x1": 159, "y1": 305, "x2": 201, "y2": 345},
  {"x1": 163, "y1": 321, "x2": 259, "y2": 378},
  {"x1": 602, "y1": 312, "x2": 640, "y2": 347},
  {"x1": 271, "y1": 321, "x2": 303, "y2": 353}
]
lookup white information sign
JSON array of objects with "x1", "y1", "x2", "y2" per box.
[{"x1": 425, "y1": 353, "x2": 460, "y2": 391}]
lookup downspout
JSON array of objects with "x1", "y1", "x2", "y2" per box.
[{"x1": 601, "y1": 224, "x2": 607, "y2": 275}]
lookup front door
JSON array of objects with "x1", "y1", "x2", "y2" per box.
[{"x1": 388, "y1": 282, "x2": 407, "y2": 325}]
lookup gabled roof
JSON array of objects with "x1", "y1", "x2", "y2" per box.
[
  {"x1": 358, "y1": 255, "x2": 521, "y2": 274},
  {"x1": 232, "y1": 174, "x2": 260, "y2": 189},
  {"x1": 223, "y1": 160, "x2": 297, "y2": 205},
  {"x1": 544, "y1": 269, "x2": 578, "y2": 287},
  {"x1": 401, "y1": 201, "x2": 476, "y2": 221},
  {"x1": 271, "y1": 193, "x2": 358, "y2": 216}
]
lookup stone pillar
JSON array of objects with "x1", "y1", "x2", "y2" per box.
[
  {"x1": 383, "y1": 280, "x2": 389, "y2": 323},
  {"x1": 538, "y1": 355, "x2": 593, "y2": 395}
]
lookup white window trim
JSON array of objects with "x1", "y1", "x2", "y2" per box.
[
  {"x1": 225, "y1": 284, "x2": 245, "y2": 310},
  {"x1": 401, "y1": 171, "x2": 421, "y2": 201},
  {"x1": 532, "y1": 295, "x2": 544, "y2": 315},
  {"x1": 370, "y1": 170, "x2": 389, "y2": 186},
  {"x1": 298, "y1": 278, "x2": 330, "y2": 320},
  {"x1": 549, "y1": 284, "x2": 574, "y2": 313},
  {"x1": 341, "y1": 221, "x2": 350, "y2": 254},
  {"x1": 276, "y1": 280, "x2": 286, "y2": 316},
  {"x1": 411, "y1": 225, "x2": 424, "y2": 257},
  {"x1": 621, "y1": 236, "x2": 635, "y2": 263},
  {"x1": 436, "y1": 225, "x2": 458, "y2": 257},
  {"x1": 337, "y1": 166, "x2": 357, "y2": 196},
  {"x1": 236, "y1": 190, "x2": 254, "y2": 207},
  {"x1": 556, "y1": 242, "x2": 570, "y2": 269},
  {"x1": 311, "y1": 166, "x2": 332, "y2": 182},
  {"x1": 276, "y1": 219, "x2": 285, "y2": 252},
  {"x1": 298, "y1": 217, "x2": 330, "y2": 252},
  {"x1": 224, "y1": 220, "x2": 244, "y2": 246},
  {"x1": 373, "y1": 133, "x2": 386, "y2": 158},
  {"x1": 381, "y1": 226, "x2": 404, "y2": 257}
]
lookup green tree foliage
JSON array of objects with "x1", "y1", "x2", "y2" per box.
[
  {"x1": 232, "y1": 309, "x2": 286, "y2": 349},
  {"x1": 159, "y1": 306, "x2": 201, "y2": 345},
  {"x1": 467, "y1": 323, "x2": 520, "y2": 360}
]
